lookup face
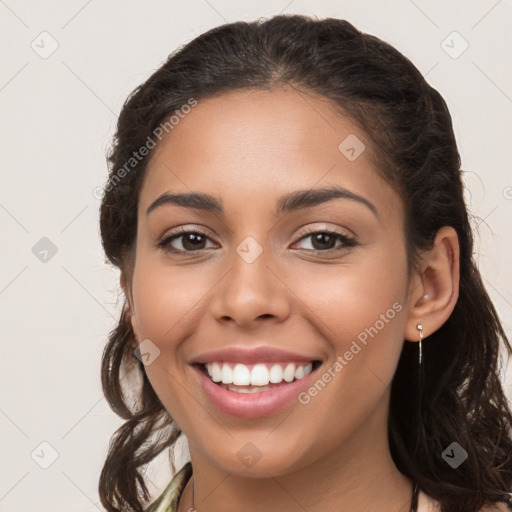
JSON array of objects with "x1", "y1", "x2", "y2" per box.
[{"x1": 126, "y1": 86, "x2": 413, "y2": 477}]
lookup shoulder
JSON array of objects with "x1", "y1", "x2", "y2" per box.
[
  {"x1": 479, "y1": 503, "x2": 511, "y2": 512},
  {"x1": 418, "y1": 490, "x2": 441, "y2": 512},
  {"x1": 145, "y1": 462, "x2": 193, "y2": 512},
  {"x1": 419, "y1": 491, "x2": 511, "y2": 512}
]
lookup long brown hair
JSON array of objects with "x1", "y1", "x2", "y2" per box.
[{"x1": 98, "y1": 14, "x2": 512, "y2": 512}]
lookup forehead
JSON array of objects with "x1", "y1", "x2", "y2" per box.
[{"x1": 139, "y1": 87, "x2": 401, "y2": 221}]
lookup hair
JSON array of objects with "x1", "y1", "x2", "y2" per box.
[{"x1": 98, "y1": 14, "x2": 512, "y2": 512}]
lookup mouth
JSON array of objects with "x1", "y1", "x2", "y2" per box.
[
  {"x1": 197, "y1": 360, "x2": 322, "y2": 393},
  {"x1": 191, "y1": 359, "x2": 323, "y2": 418}
]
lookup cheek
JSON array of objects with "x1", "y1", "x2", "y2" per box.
[
  {"x1": 129, "y1": 251, "x2": 216, "y2": 392},
  {"x1": 129, "y1": 252, "x2": 219, "y2": 423},
  {"x1": 291, "y1": 244, "x2": 408, "y2": 381},
  {"x1": 284, "y1": 249, "x2": 408, "y2": 443},
  {"x1": 131, "y1": 255, "x2": 215, "y2": 343}
]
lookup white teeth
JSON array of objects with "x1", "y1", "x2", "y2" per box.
[
  {"x1": 269, "y1": 364, "x2": 283, "y2": 383},
  {"x1": 204, "y1": 361, "x2": 315, "y2": 387},
  {"x1": 226, "y1": 384, "x2": 274, "y2": 393},
  {"x1": 295, "y1": 363, "x2": 312, "y2": 380},
  {"x1": 221, "y1": 364, "x2": 233, "y2": 384},
  {"x1": 210, "y1": 362, "x2": 222, "y2": 382},
  {"x1": 294, "y1": 365, "x2": 305, "y2": 380},
  {"x1": 232, "y1": 363, "x2": 251, "y2": 385},
  {"x1": 283, "y1": 363, "x2": 295, "y2": 382},
  {"x1": 250, "y1": 364, "x2": 269, "y2": 386}
]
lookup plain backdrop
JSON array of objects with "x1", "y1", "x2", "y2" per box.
[{"x1": 1, "y1": 1, "x2": 511, "y2": 510}]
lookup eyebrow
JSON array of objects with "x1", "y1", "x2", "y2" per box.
[{"x1": 146, "y1": 185, "x2": 378, "y2": 218}]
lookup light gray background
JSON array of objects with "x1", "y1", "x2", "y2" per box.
[{"x1": 1, "y1": 1, "x2": 511, "y2": 510}]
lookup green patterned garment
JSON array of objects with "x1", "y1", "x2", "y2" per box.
[{"x1": 145, "y1": 462, "x2": 193, "y2": 512}]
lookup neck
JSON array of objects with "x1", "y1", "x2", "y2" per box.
[{"x1": 178, "y1": 400, "x2": 413, "y2": 512}]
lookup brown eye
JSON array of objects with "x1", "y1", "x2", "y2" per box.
[
  {"x1": 293, "y1": 229, "x2": 357, "y2": 252},
  {"x1": 310, "y1": 232, "x2": 337, "y2": 251},
  {"x1": 158, "y1": 229, "x2": 216, "y2": 253}
]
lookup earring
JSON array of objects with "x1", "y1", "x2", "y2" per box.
[{"x1": 416, "y1": 324, "x2": 423, "y2": 365}]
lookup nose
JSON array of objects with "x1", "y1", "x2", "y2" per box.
[{"x1": 208, "y1": 241, "x2": 292, "y2": 329}]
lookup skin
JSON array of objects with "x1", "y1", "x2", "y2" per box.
[{"x1": 122, "y1": 86, "x2": 459, "y2": 512}]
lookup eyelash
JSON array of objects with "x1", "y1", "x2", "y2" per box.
[{"x1": 157, "y1": 226, "x2": 357, "y2": 255}]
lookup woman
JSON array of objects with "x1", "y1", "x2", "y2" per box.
[{"x1": 98, "y1": 14, "x2": 512, "y2": 512}]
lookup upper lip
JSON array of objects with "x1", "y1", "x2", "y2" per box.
[{"x1": 191, "y1": 346, "x2": 321, "y2": 365}]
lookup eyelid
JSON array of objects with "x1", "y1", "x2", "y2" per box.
[
  {"x1": 156, "y1": 223, "x2": 358, "y2": 256},
  {"x1": 156, "y1": 226, "x2": 216, "y2": 252},
  {"x1": 291, "y1": 225, "x2": 357, "y2": 251},
  {"x1": 294, "y1": 223, "x2": 355, "y2": 239}
]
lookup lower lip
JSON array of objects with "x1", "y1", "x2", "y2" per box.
[{"x1": 192, "y1": 364, "x2": 319, "y2": 419}]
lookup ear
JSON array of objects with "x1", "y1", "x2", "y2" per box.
[
  {"x1": 120, "y1": 273, "x2": 141, "y2": 346},
  {"x1": 404, "y1": 226, "x2": 460, "y2": 342}
]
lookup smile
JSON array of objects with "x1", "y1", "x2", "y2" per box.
[
  {"x1": 204, "y1": 361, "x2": 315, "y2": 391},
  {"x1": 192, "y1": 360, "x2": 322, "y2": 418}
]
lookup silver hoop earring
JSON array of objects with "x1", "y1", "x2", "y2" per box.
[{"x1": 416, "y1": 324, "x2": 423, "y2": 365}]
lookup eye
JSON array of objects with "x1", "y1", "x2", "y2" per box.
[
  {"x1": 157, "y1": 226, "x2": 357, "y2": 255},
  {"x1": 157, "y1": 227, "x2": 217, "y2": 253},
  {"x1": 292, "y1": 228, "x2": 357, "y2": 252}
]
